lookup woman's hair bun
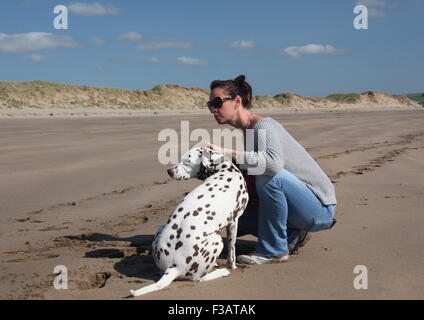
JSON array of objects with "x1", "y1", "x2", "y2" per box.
[
  {"x1": 234, "y1": 75, "x2": 246, "y2": 85},
  {"x1": 210, "y1": 74, "x2": 252, "y2": 109}
]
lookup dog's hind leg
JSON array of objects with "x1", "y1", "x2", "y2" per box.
[
  {"x1": 199, "y1": 268, "x2": 230, "y2": 282},
  {"x1": 226, "y1": 220, "x2": 239, "y2": 269}
]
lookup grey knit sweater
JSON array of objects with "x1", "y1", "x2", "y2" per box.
[{"x1": 236, "y1": 117, "x2": 337, "y2": 205}]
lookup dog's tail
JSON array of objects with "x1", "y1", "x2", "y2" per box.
[{"x1": 129, "y1": 267, "x2": 180, "y2": 297}]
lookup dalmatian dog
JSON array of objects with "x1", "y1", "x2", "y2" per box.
[{"x1": 129, "y1": 146, "x2": 249, "y2": 297}]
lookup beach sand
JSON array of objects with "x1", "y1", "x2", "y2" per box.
[{"x1": 0, "y1": 109, "x2": 423, "y2": 299}]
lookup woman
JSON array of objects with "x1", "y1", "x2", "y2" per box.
[{"x1": 206, "y1": 75, "x2": 337, "y2": 265}]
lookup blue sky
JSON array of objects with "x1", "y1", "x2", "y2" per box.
[{"x1": 0, "y1": 0, "x2": 423, "y2": 96}]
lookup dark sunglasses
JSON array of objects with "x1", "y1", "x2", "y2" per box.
[{"x1": 207, "y1": 96, "x2": 235, "y2": 109}]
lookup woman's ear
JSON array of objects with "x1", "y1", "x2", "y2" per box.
[{"x1": 235, "y1": 95, "x2": 242, "y2": 109}]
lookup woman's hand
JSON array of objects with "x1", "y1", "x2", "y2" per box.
[
  {"x1": 202, "y1": 142, "x2": 238, "y2": 160},
  {"x1": 203, "y1": 142, "x2": 223, "y2": 154}
]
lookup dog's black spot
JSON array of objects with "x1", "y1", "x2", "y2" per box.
[
  {"x1": 172, "y1": 223, "x2": 178, "y2": 230},
  {"x1": 227, "y1": 178, "x2": 232, "y2": 182},
  {"x1": 197, "y1": 194, "x2": 204, "y2": 199},
  {"x1": 191, "y1": 225, "x2": 196, "y2": 230},
  {"x1": 193, "y1": 245, "x2": 200, "y2": 256},
  {"x1": 164, "y1": 249, "x2": 169, "y2": 256},
  {"x1": 170, "y1": 235, "x2": 175, "y2": 240},
  {"x1": 193, "y1": 210, "x2": 199, "y2": 216},
  {"x1": 186, "y1": 256, "x2": 192, "y2": 264},
  {"x1": 175, "y1": 241, "x2": 183, "y2": 250},
  {"x1": 178, "y1": 207, "x2": 184, "y2": 212},
  {"x1": 190, "y1": 262, "x2": 199, "y2": 273}
]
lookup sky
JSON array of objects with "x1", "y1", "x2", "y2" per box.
[{"x1": 0, "y1": 0, "x2": 423, "y2": 96}]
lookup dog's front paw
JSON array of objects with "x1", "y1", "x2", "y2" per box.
[
  {"x1": 129, "y1": 289, "x2": 136, "y2": 297},
  {"x1": 228, "y1": 262, "x2": 237, "y2": 270}
]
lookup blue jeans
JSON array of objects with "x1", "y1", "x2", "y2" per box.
[{"x1": 238, "y1": 169, "x2": 336, "y2": 256}]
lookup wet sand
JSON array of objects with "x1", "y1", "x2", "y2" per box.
[{"x1": 0, "y1": 109, "x2": 423, "y2": 299}]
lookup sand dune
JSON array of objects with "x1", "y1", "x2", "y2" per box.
[{"x1": 0, "y1": 81, "x2": 421, "y2": 118}]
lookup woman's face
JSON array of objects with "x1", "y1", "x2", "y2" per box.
[{"x1": 208, "y1": 87, "x2": 237, "y2": 125}]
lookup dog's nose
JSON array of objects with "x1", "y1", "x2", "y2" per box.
[{"x1": 167, "y1": 168, "x2": 173, "y2": 177}]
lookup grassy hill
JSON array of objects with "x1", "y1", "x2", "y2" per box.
[
  {"x1": 405, "y1": 93, "x2": 424, "y2": 104},
  {"x1": 0, "y1": 80, "x2": 421, "y2": 114}
]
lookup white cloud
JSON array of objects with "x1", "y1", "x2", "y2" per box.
[
  {"x1": 177, "y1": 56, "x2": 208, "y2": 66},
  {"x1": 229, "y1": 40, "x2": 255, "y2": 49},
  {"x1": 356, "y1": 0, "x2": 387, "y2": 17},
  {"x1": 136, "y1": 40, "x2": 194, "y2": 51},
  {"x1": 90, "y1": 35, "x2": 105, "y2": 45},
  {"x1": 0, "y1": 32, "x2": 80, "y2": 53},
  {"x1": 96, "y1": 65, "x2": 109, "y2": 71},
  {"x1": 147, "y1": 57, "x2": 159, "y2": 63},
  {"x1": 356, "y1": 0, "x2": 386, "y2": 7},
  {"x1": 29, "y1": 53, "x2": 47, "y2": 62},
  {"x1": 68, "y1": 2, "x2": 119, "y2": 16},
  {"x1": 282, "y1": 44, "x2": 346, "y2": 57},
  {"x1": 119, "y1": 32, "x2": 142, "y2": 42}
]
